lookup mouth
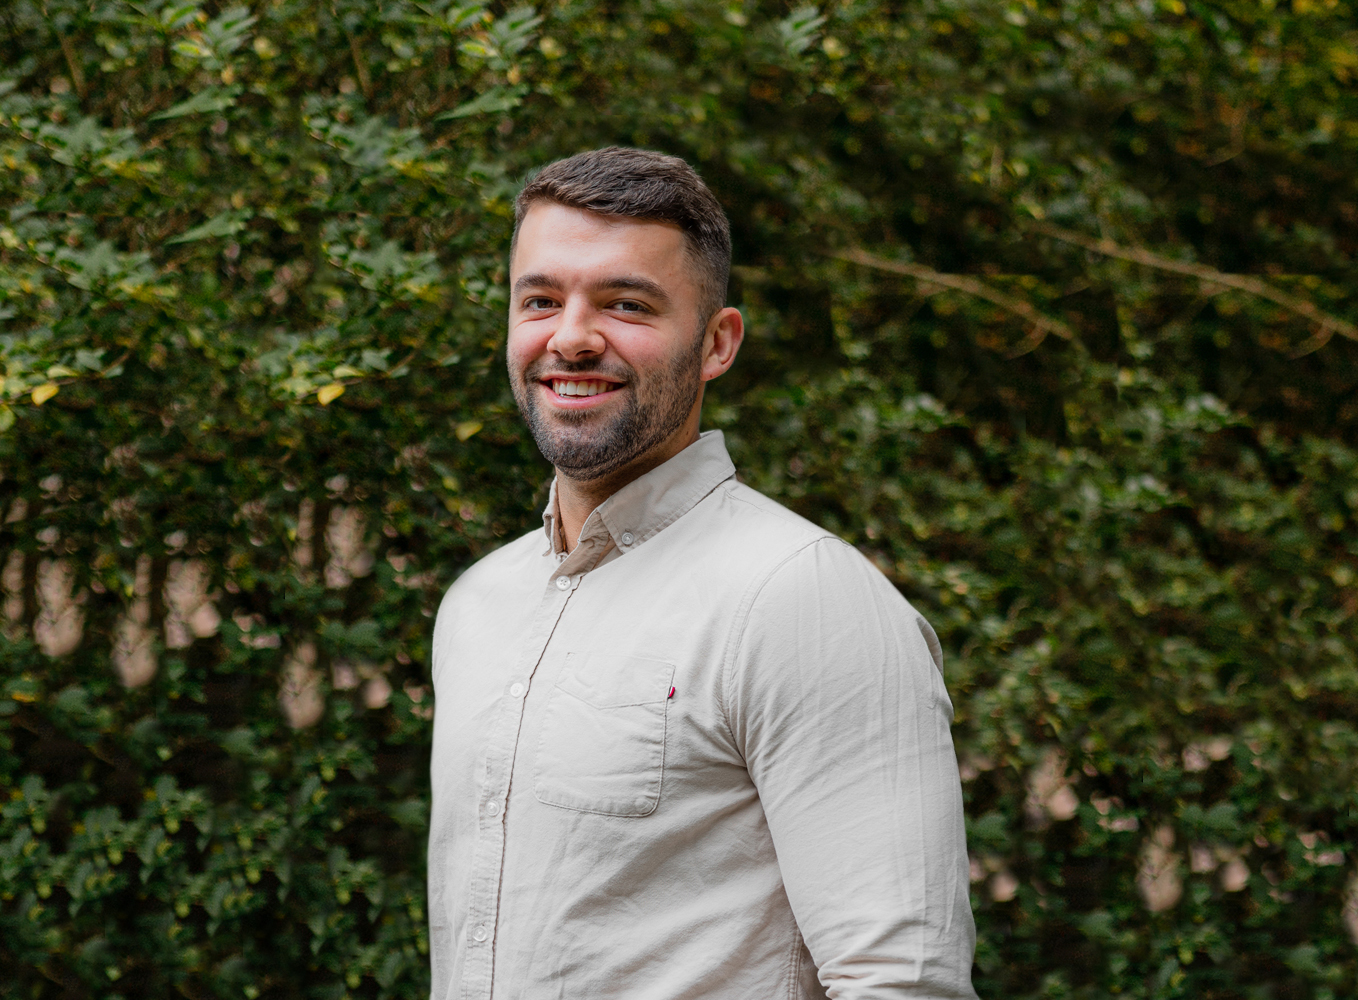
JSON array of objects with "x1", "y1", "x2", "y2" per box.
[{"x1": 539, "y1": 377, "x2": 624, "y2": 405}]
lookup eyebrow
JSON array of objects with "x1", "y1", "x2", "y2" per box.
[{"x1": 513, "y1": 272, "x2": 672, "y2": 307}]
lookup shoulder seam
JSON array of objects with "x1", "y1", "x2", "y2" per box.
[{"x1": 723, "y1": 486, "x2": 832, "y2": 534}]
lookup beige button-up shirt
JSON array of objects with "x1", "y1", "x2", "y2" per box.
[{"x1": 428, "y1": 431, "x2": 976, "y2": 999}]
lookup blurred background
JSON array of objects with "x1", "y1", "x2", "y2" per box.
[{"x1": 2, "y1": 1, "x2": 1356, "y2": 997}]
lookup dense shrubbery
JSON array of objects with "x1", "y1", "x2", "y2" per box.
[{"x1": 2, "y1": 1, "x2": 1357, "y2": 997}]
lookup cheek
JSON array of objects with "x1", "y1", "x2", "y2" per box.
[
  {"x1": 506, "y1": 323, "x2": 547, "y2": 372},
  {"x1": 607, "y1": 327, "x2": 682, "y2": 375}
]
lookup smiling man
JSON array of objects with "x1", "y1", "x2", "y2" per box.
[{"x1": 427, "y1": 148, "x2": 977, "y2": 1000}]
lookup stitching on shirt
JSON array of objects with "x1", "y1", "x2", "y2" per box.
[
  {"x1": 786, "y1": 925, "x2": 805, "y2": 1000},
  {"x1": 532, "y1": 689, "x2": 670, "y2": 818},
  {"x1": 722, "y1": 488, "x2": 851, "y2": 542},
  {"x1": 716, "y1": 531, "x2": 849, "y2": 759}
]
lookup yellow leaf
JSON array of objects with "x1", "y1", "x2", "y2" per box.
[
  {"x1": 31, "y1": 383, "x2": 59, "y2": 405},
  {"x1": 455, "y1": 420, "x2": 483, "y2": 442},
  {"x1": 317, "y1": 383, "x2": 345, "y2": 406},
  {"x1": 332, "y1": 365, "x2": 363, "y2": 379}
]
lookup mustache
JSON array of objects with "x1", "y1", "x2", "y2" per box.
[{"x1": 522, "y1": 357, "x2": 633, "y2": 383}]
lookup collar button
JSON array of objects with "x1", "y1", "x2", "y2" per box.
[
  {"x1": 620, "y1": 531, "x2": 635, "y2": 547},
  {"x1": 555, "y1": 575, "x2": 571, "y2": 591}
]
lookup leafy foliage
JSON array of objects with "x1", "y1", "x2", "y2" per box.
[{"x1": 1, "y1": 1, "x2": 1356, "y2": 998}]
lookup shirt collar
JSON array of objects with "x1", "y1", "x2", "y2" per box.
[{"x1": 540, "y1": 430, "x2": 736, "y2": 559}]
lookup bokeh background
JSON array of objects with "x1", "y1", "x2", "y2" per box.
[{"x1": 3, "y1": 1, "x2": 1357, "y2": 997}]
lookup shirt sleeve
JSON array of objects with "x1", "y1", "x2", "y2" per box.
[{"x1": 724, "y1": 537, "x2": 978, "y2": 999}]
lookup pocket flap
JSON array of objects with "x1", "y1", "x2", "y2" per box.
[{"x1": 557, "y1": 652, "x2": 675, "y2": 709}]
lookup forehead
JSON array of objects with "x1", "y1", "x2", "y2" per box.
[{"x1": 511, "y1": 202, "x2": 692, "y2": 285}]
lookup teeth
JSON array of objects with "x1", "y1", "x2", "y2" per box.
[{"x1": 551, "y1": 380, "x2": 614, "y2": 397}]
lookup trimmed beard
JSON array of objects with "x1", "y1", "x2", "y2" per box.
[{"x1": 511, "y1": 333, "x2": 704, "y2": 482}]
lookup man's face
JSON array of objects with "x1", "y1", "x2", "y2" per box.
[{"x1": 507, "y1": 202, "x2": 709, "y2": 481}]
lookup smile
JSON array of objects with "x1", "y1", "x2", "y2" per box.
[{"x1": 548, "y1": 379, "x2": 619, "y2": 398}]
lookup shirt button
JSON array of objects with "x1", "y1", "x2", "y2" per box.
[
  {"x1": 620, "y1": 531, "x2": 635, "y2": 547},
  {"x1": 486, "y1": 801, "x2": 501, "y2": 817},
  {"x1": 472, "y1": 925, "x2": 488, "y2": 943},
  {"x1": 555, "y1": 575, "x2": 570, "y2": 590},
  {"x1": 509, "y1": 682, "x2": 525, "y2": 698}
]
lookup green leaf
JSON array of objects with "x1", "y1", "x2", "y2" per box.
[
  {"x1": 74, "y1": 349, "x2": 106, "y2": 370},
  {"x1": 150, "y1": 85, "x2": 242, "y2": 120},
  {"x1": 445, "y1": 2, "x2": 490, "y2": 30},
  {"x1": 165, "y1": 209, "x2": 253, "y2": 244},
  {"x1": 488, "y1": 6, "x2": 544, "y2": 57},
  {"x1": 439, "y1": 85, "x2": 528, "y2": 120},
  {"x1": 778, "y1": 5, "x2": 826, "y2": 55},
  {"x1": 202, "y1": 6, "x2": 258, "y2": 57}
]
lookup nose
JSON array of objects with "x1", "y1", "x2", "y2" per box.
[{"x1": 545, "y1": 296, "x2": 606, "y2": 361}]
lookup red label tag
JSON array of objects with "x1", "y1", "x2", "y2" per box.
[{"x1": 668, "y1": 687, "x2": 675, "y2": 699}]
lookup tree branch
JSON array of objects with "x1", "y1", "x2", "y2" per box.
[
  {"x1": 348, "y1": 35, "x2": 373, "y2": 100},
  {"x1": 1033, "y1": 222, "x2": 1357, "y2": 355},
  {"x1": 57, "y1": 33, "x2": 87, "y2": 99},
  {"x1": 42, "y1": 2, "x2": 87, "y2": 100},
  {"x1": 835, "y1": 248, "x2": 1074, "y2": 357}
]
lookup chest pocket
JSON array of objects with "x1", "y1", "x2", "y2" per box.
[{"x1": 534, "y1": 652, "x2": 675, "y2": 817}]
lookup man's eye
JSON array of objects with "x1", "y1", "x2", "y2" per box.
[
  {"x1": 613, "y1": 300, "x2": 647, "y2": 313},
  {"x1": 525, "y1": 297, "x2": 556, "y2": 310}
]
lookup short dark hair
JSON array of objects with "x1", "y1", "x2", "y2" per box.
[{"x1": 513, "y1": 147, "x2": 731, "y2": 324}]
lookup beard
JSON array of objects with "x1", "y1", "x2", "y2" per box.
[{"x1": 511, "y1": 336, "x2": 704, "y2": 482}]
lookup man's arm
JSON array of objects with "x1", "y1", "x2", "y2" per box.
[{"x1": 724, "y1": 538, "x2": 978, "y2": 999}]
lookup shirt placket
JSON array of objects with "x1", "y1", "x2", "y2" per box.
[{"x1": 458, "y1": 566, "x2": 582, "y2": 1000}]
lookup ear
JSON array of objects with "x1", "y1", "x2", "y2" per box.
[{"x1": 701, "y1": 307, "x2": 744, "y2": 382}]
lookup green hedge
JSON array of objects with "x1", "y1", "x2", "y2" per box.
[{"x1": 2, "y1": 1, "x2": 1356, "y2": 997}]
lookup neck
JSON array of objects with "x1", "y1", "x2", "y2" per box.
[{"x1": 555, "y1": 420, "x2": 701, "y2": 552}]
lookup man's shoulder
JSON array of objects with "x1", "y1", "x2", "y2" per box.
[
  {"x1": 708, "y1": 478, "x2": 842, "y2": 552},
  {"x1": 683, "y1": 478, "x2": 879, "y2": 590},
  {"x1": 430, "y1": 528, "x2": 544, "y2": 668},
  {"x1": 438, "y1": 528, "x2": 543, "y2": 607},
  {"x1": 713, "y1": 480, "x2": 921, "y2": 601},
  {"x1": 714, "y1": 482, "x2": 944, "y2": 672}
]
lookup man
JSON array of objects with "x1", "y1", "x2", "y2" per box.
[{"x1": 427, "y1": 147, "x2": 977, "y2": 999}]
